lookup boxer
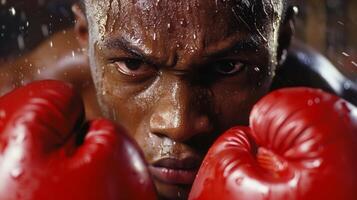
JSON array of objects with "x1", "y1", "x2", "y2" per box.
[
  {"x1": 73, "y1": 0, "x2": 295, "y2": 199},
  {"x1": 2, "y1": 0, "x2": 356, "y2": 199}
]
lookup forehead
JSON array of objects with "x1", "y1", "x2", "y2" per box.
[
  {"x1": 85, "y1": 0, "x2": 284, "y2": 61},
  {"x1": 86, "y1": 1, "x2": 283, "y2": 30}
]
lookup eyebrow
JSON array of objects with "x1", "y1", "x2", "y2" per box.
[
  {"x1": 103, "y1": 36, "x2": 168, "y2": 67},
  {"x1": 203, "y1": 34, "x2": 265, "y2": 58},
  {"x1": 103, "y1": 34, "x2": 265, "y2": 66},
  {"x1": 104, "y1": 37, "x2": 146, "y2": 59}
]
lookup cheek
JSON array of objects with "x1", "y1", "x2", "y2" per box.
[
  {"x1": 213, "y1": 85, "x2": 254, "y2": 128},
  {"x1": 99, "y1": 73, "x2": 148, "y2": 133},
  {"x1": 212, "y1": 71, "x2": 273, "y2": 129},
  {"x1": 96, "y1": 67, "x2": 163, "y2": 160}
]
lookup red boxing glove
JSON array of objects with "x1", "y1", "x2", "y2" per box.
[
  {"x1": 189, "y1": 88, "x2": 357, "y2": 200},
  {"x1": 0, "y1": 80, "x2": 157, "y2": 200}
]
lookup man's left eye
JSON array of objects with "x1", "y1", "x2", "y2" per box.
[{"x1": 213, "y1": 61, "x2": 245, "y2": 75}]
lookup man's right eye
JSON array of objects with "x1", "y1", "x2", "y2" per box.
[{"x1": 111, "y1": 59, "x2": 158, "y2": 80}]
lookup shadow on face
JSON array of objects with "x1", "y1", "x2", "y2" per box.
[{"x1": 74, "y1": 0, "x2": 292, "y2": 199}]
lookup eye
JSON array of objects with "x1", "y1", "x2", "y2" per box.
[
  {"x1": 113, "y1": 59, "x2": 157, "y2": 79},
  {"x1": 213, "y1": 60, "x2": 245, "y2": 75}
]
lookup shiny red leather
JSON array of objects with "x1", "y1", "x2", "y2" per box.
[
  {"x1": 189, "y1": 87, "x2": 357, "y2": 200},
  {"x1": 0, "y1": 80, "x2": 157, "y2": 200}
]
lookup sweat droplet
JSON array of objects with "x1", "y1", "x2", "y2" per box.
[
  {"x1": 235, "y1": 177, "x2": 244, "y2": 185},
  {"x1": 139, "y1": 178, "x2": 144, "y2": 184},
  {"x1": 10, "y1": 168, "x2": 23, "y2": 179},
  {"x1": 41, "y1": 24, "x2": 49, "y2": 37},
  {"x1": 352, "y1": 61, "x2": 357, "y2": 67},
  {"x1": 314, "y1": 98, "x2": 321, "y2": 104},
  {"x1": 307, "y1": 99, "x2": 314, "y2": 106},
  {"x1": 17, "y1": 35, "x2": 25, "y2": 50},
  {"x1": 344, "y1": 81, "x2": 352, "y2": 90},
  {"x1": 179, "y1": 19, "x2": 185, "y2": 26},
  {"x1": 0, "y1": 110, "x2": 5, "y2": 119},
  {"x1": 14, "y1": 132, "x2": 26, "y2": 144},
  {"x1": 342, "y1": 52, "x2": 350, "y2": 57},
  {"x1": 9, "y1": 7, "x2": 16, "y2": 16}
]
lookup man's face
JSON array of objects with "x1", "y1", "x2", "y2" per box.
[{"x1": 81, "y1": 0, "x2": 286, "y2": 199}]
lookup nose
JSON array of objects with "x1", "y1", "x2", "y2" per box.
[{"x1": 149, "y1": 80, "x2": 213, "y2": 142}]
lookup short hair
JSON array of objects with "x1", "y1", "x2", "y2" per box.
[
  {"x1": 79, "y1": 0, "x2": 85, "y2": 12},
  {"x1": 79, "y1": 0, "x2": 289, "y2": 14}
]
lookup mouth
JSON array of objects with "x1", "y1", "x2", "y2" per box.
[{"x1": 149, "y1": 157, "x2": 201, "y2": 185}]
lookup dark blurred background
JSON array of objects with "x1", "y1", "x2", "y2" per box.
[
  {"x1": 0, "y1": 0, "x2": 75, "y2": 57},
  {"x1": 294, "y1": 0, "x2": 357, "y2": 80}
]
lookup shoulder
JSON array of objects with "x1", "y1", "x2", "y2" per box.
[{"x1": 272, "y1": 40, "x2": 357, "y2": 106}]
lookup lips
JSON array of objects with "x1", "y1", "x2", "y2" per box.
[{"x1": 150, "y1": 157, "x2": 201, "y2": 185}]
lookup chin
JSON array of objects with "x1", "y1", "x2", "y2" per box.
[{"x1": 155, "y1": 179, "x2": 191, "y2": 200}]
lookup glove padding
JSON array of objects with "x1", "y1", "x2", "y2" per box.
[
  {"x1": 189, "y1": 87, "x2": 357, "y2": 200},
  {"x1": 0, "y1": 80, "x2": 157, "y2": 200}
]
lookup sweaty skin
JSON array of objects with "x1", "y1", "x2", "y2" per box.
[{"x1": 75, "y1": 0, "x2": 293, "y2": 199}]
